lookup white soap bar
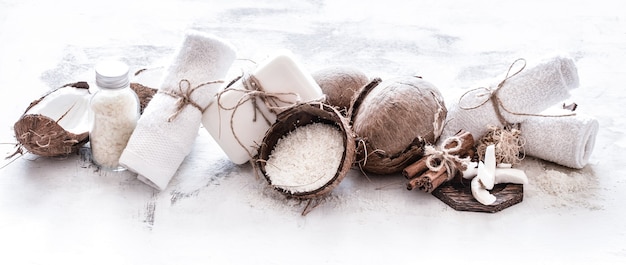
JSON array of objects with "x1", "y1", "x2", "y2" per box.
[{"x1": 202, "y1": 51, "x2": 324, "y2": 164}]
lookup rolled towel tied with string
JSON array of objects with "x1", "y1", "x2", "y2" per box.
[
  {"x1": 119, "y1": 30, "x2": 236, "y2": 190},
  {"x1": 521, "y1": 108, "x2": 599, "y2": 169},
  {"x1": 439, "y1": 55, "x2": 580, "y2": 143},
  {"x1": 202, "y1": 50, "x2": 325, "y2": 165}
]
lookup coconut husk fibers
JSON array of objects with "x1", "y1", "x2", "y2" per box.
[
  {"x1": 13, "y1": 114, "x2": 90, "y2": 157},
  {"x1": 349, "y1": 76, "x2": 448, "y2": 175},
  {"x1": 13, "y1": 82, "x2": 90, "y2": 157},
  {"x1": 257, "y1": 102, "x2": 356, "y2": 199},
  {"x1": 312, "y1": 66, "x2": 370, "y2": 114}
]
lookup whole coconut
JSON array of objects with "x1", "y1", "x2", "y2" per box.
[
  {"x1": 312, "y1": 66, "x2": 370, "y2": 113},
  {"x1": 349, "y1": 76, "x2": 447, "y2": 175}
]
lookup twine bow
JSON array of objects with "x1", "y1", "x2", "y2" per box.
[
  {"x1": 214, "y1": 72, "x2": 306, "y2": 160},
  {"x1": 216, "y1": 73, "x2": 302, "y2": 125},
  {"x1": 423, "y1": 136, "x2": 471, "y2": 181},
  {"x1": 458, "y1": 58, "x2": 575, "y2": 126},
  {"x1": 160, "y1": 79, "x2": 224, "y2": 122}
]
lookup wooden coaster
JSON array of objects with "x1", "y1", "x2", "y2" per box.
[{"x1": 431, "y1": 180, "x2": 523, "y2": 213}]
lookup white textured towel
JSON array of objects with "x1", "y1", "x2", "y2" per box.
[
  {"x1": 440, "y1": 55, "x2": 580, "y2": 143},
  {"x1": 119, "y1": 31, "x2": 236, "y2": 190},
  {"x1": 521, "y1": 110, "x2": 599, "y2": 169}
]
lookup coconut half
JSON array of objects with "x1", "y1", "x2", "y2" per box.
[
  {"x1": 349, "y1": 76, "x2": 448, "y2": 175},
  {"x1": 257, "y1": 102, "x2": 356, "y2": 199},
  {"x1": 13, "y1": 82, "x2": 91, "y2": 157}
]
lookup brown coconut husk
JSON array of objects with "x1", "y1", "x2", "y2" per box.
[
  {"x1": 12, "y1": 82, "x2": 91, "y2": 157},
  {"x1": 348, "y1": 76, "x2": 447, "y2": 175},
  {"x1": 130, "y1": 82, "x2": 157, "y2": 114},
  {"x1": 130, "y1": 67, "x2": 161, "y2": 114},
  {"x1": 257, "y1": 102, "x2": 356, "y2": 199},
  {"x1": 312, "y1": 66, "x2": 370, "y2": 115},
  {"x1": 13, "y1": 114, "x2": 90, "y2": 157}
]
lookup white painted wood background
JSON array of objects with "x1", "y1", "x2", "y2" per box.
[{"x1": 1, "y1": 0, "x2": 625, "y2": 264}]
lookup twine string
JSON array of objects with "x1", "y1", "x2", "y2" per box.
[
  {"x1": 458, "y1": 58, "x2": 575, "y2": 126},
  {"x1": 423, "y1": 135, "x2": 471, "y2": 181},
  {"x1": 214, "y1": 73, "x2": 303, "y2": 160},
  {"x1": 159, "y1": 79, "x2": 224, "y2": 122}
]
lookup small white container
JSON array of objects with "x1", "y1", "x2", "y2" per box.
[
  {"x1": 90, "y1": 60, "x2": 140, "y2": 171},
  {"x1": 202, "y1": 51, "x2": 324, "y2": 164}
]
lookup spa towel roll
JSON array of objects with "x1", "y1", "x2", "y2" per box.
[
  {"x1": 119, "y1": 31, "x2": 236, "y2": 190},
  {"x1": 440, "y1": 55, "x2": 579, "y2": 143},
  {"x1": 521, "y1": 112, "x2": 599, "y2": 169}
]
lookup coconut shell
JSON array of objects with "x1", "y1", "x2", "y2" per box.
[
  {"x1": 349, "y1": 76, "x2": 447, "y2": 175},
  {"x1": 130, "y1": 67, "x2": 162, "y2": 113},
  {"x1": 130, "y1": 82, "x2": 157, "y2": 114},
  {"x1": 13, "y1": 82, "x2": 91, "y2": 157},
  {"x1": 14, "y1": 114, "x2": 89, "y2": 157},
  {"x1": 257, "y1": 102, "x2": 356, "y2": 199},
  {"x1": 312, "y1": 66, "x2": 370, "y2": 114}
]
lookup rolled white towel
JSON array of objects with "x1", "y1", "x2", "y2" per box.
[
  {"x1": 521, "y1": 111, "x2": 599, "y2": 169},
  {"x1": 119, "y1": 30, "x2": 237, "y2": 190},
  {"x1": 440, "y1": 55, "x2": 579, "y2": 143}
]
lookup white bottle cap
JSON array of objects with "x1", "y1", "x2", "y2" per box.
[{"x1": 95, "y1": 60, "x2": 130, "y2": 89}]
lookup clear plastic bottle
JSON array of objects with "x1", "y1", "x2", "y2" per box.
[{"x1": 90, "y1": 60, "x2": 140, "y2": 171}]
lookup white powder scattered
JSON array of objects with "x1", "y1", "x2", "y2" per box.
[
  {"x1": 90, "y1": 89, "x2": 138, "y2": 170},
  {"x1": 524, "y1": 159, "x2": 602, "y2": 210},
  {"x1": 265, "y1": 122, "x2": 345, "y2": 194}
]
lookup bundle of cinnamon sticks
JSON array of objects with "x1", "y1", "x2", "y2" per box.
[{"x1": 404, "y1": 130, "x2": 475, "y2": 193}]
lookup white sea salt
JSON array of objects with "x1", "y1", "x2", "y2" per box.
[
  {"x1": 90, "y1": 60, "x2": 140, "y2": 171},
  {"x1": 265, "y1": 122, "x2": 345, "y2": 194}
]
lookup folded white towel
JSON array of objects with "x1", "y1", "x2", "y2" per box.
[
  {"x1": 440, "y1": 55, "x2": 580, "y2": 143},
  {"x1": 119, "y1": 30, "x2": 236, "y2": 190},
  {"x1": 521, "y1": 110, "x2": 599, "y2": 169}
]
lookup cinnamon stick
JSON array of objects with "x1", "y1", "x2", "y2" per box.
[
  {"x1": 405, "y1": 130, "x2": 475, "y2": 193},
  {"x1": 447, "y1": 130, "x2": 474, "y2": 156},
  {"x1": 402, "y1": 156, "x2": 429, "y2": 179},
  {"x1": 415, "y1": 166, "x2": 448, "y2": 193},
  {"x1": 407, "y1": 177, "x2": 419, "y2": 190}
]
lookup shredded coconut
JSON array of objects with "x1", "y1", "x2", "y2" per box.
[{"x1": 265, "y1": 123, "x2": 344, "y2": 194}]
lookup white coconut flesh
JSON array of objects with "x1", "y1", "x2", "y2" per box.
[
  {"x1": 25, "y1": 86, "x2": 91, "y2": 135},
  {"x1": 265, "y1": 123, "x2": 345, "y2": 194}
]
